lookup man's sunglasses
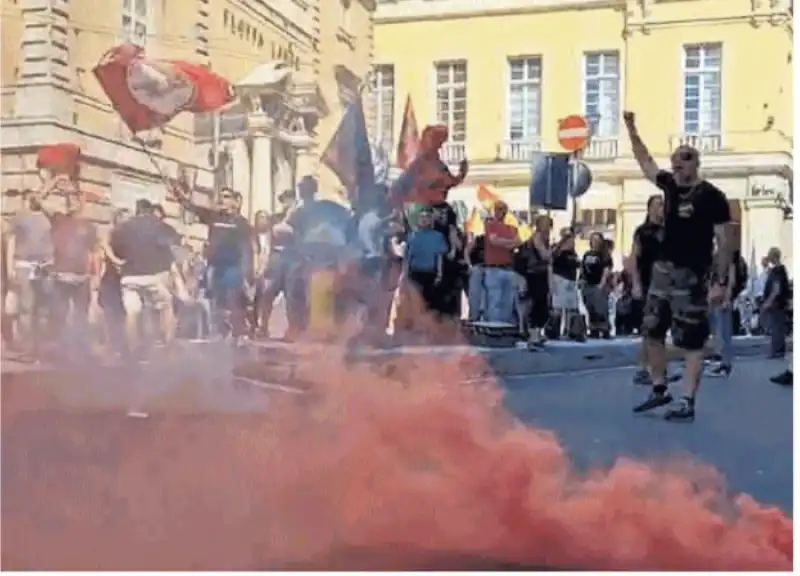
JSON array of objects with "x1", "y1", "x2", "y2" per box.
[
  {"x1": 219, "y1": 194, "x2": 233, "y2": 200},
  {"x1": 676, "y1": 151, "x2": 697, "y2": 162}
]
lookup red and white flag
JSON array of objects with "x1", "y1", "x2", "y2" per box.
[
  {"x1": 93, "y1": 44, "x2": 234, "y2": 134},
  {"x1": 395, "y1": 95, "x2": 419, "y2": 171}
]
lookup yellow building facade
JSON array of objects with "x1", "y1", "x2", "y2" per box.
[
  {"x1": 374, "y1": 0, "x2": 793, "y2": 267},
  {"x1": 1, "y1": 0, "x2": 374, "y2": 226}
]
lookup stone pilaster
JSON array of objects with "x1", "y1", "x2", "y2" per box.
[
  {"x1": 250, "y1": 130, "x2": 275, "y2": 219},
  {"x1": 14, "y1": 0, "x2": 74, "y2": 121}
]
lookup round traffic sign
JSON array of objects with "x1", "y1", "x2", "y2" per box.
[
  {"x1": 570, "y1": 160, "x2": 593, "y2": 198},
  {"x1": 558, "y1": 115, "x2": 590, "y2": 152}
]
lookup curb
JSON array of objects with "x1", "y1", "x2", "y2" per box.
[{"x1": 327, "y1": 336, "x2": 791, "y2": 379}]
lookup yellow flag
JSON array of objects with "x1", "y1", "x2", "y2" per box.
[
  {"x1": 465, "y1": 208, "x2": 484, "y2": 235},
  {"x1": 503, "y1": 212, "x2": 520, "y2": 228},
  {"x1": 517, "y1": 224, "x2": 533, "y2": 242}
]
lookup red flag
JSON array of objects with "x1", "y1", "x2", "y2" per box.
[
  {"x1": 93, "y1": 44, "x2": 234, "y2": 134},
  {"x1": 37, "y1": 143, "x2": 80, "y2": 180},
  {"x1": 36, "y1": 144, "x2": 103, "y2": 201},
  {"x1": 395, "y1": 95, "x2": 419, "y2": 171}
]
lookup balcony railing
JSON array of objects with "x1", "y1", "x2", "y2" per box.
[
  {"x1": 583, "y1": 137, "x2": 618, "y2": 160},
  {"x1": 441, "y1": 141, "x2": 467, "y2": 164},
  {"x1": 193, "y1": 110, "x2": 248, "y2": 140},
  {"x1": 500, "y1": 139, "x2": 542, "y2": 162},
  {"x1": 669, "y1": 133, "x2": 723, "y2": 153}
]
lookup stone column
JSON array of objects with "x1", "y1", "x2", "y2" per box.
[
  {"x1": 250, "y1": 131, "x2": 274, "y2": 218},
  {"x1": 230, "y1": 138, "x2": 251, "y2": 215},
  {"x1": 15, "y1": 0, "x2": 73, "y2": 120}
]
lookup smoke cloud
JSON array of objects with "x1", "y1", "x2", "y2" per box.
[{"x1": 1, "y1": 349, "x2": 792, "y2": 570}]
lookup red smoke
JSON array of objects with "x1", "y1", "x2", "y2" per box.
[{"x1": 1, "y1": 352, "x2": 792, "y2": 570}]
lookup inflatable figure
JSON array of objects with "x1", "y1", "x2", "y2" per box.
[{"x1": 391, "y1": 125, "x2": 468, "y2": 208}]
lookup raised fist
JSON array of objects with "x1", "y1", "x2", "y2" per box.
[{"x1": 623, "y1": 111, "x2": 636, "y2": 127}]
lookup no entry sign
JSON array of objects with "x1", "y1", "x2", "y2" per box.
[{"x1": 557, "y1": 115, "x2": 589, "y2": 152}]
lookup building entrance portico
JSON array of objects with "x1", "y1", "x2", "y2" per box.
[{"x1": 196, "y1": 61, "x2": 322, "y2": 220}]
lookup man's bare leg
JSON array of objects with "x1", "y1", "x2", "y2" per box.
[
  {"x1": 647, "y1": 339, "x2": 668, "y2": 384},
  {"x1": 124, "y1": 309, "x2": 140, "y2": 357},
  {"x1": 159, "y1": 305, "x2": 175, "y2": 347},
  {"x1": 633, "y1": 337, "x2": 651, "y2": 383},
  {"x1": 681, "y1": 349, "x2": 704, "y2": 397},
  {"x1": 633, "y1": 337, "x2": 675, "y2": 413}
]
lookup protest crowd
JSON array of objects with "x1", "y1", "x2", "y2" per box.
[{"x1": 0, "y1": 122, "x2": 792, "y2": 375}]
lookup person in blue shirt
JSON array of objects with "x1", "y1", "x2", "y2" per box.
[{"x1": 404, "y1": 208, "x2": 448, "y2": 315}]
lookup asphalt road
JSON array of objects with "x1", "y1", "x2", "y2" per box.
[{"x1": 501, "y1": 356, "x2": 794, "y2": 514}]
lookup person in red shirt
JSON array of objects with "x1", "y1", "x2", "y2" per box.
[{"x1": 482, "y1": 201, "x2": 520, "y2": 324}]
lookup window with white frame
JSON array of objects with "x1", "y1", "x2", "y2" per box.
[
  {"x1": 583, "y1": 52, "x2": 619, "y2": 137},
  {"x1": 507, "y1": 57, "x2": 542, "y2": 142},
  {"x1": 435, "y1": 61, "x2": 467, "y2": 142},
  {"x1": 122, "y1": 0, "x2": 149, "y2": 46},
  {"x1": 373, "y1": 64, "x2": 395, "y2": 152},
  {"x1": 682, "y1": 44, "x2": 722, "y2": 135}
]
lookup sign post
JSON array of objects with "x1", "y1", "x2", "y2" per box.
[{"x1": 557, "y1": 115, "x2": 592, "y2": 230}]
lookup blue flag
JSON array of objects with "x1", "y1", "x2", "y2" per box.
[
  {"x1": 529, "y1": 152, "x2": 570, "y2": 210},
  {"x1": 321, "y1": 96, "x2": 376, "y2": 212}
]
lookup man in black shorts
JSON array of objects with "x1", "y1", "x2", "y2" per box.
[{"x1": 624, "y1": 111, "x2": 733, "y2": 421}]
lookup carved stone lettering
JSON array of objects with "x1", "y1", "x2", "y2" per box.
[{"x1": 220, "y1": 8, "x2": 299, "y2": 67}]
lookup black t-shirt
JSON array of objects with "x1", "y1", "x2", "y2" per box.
[
  {"x1": 656, "y1": 171, "x2": 731, "y2": 275},
  {"x1": 194, "y1": 207, "x2": 252, "y2": 269},
  {"x1": 111, "y1": 215, "x2": 177, "y2": 276},
  {"x1": 765, "y1": 264, "x2": 791, "y2": 310},
  {"x1": 429, "y1": 202, "x2": 457, "y2": 247},
  {"x1": 552, "y1": 248, "x2": 580, "y2": 281},
  {"x1": 581, "y1": 250, "x2": 612, "y2": 286},
  {"x1": 469, "y1": 235, "x2": 485, "y2": 266},
  {"x1": 633, "y1": 221, "x2": 664, "y2": 289}
]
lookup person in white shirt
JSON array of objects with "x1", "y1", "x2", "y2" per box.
[{"x1": 753, "y1": 257, "x2": 770, "y2": 301}]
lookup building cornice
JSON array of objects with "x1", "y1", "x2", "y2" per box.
[
  {"x1": 1, "y1": 118, "x2": 215, "y2": 190},
  {"x1": 374, "y1": 0, "x2": 622, "y2": 24},
  {"x1": 390, "y1": 151, "x2": 793, "y2": 188}
]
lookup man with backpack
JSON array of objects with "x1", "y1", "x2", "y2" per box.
[{"x1": 707, "y1": 246, "x2": 747, "y2": 377}]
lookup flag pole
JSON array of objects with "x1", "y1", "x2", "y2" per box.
[{"x1": 211, "y1": 111, "x2": 221, "y2": 203}]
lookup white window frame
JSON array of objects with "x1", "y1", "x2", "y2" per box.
[
  {"x1": 505, "y1": 56, "x2": 542, "y2": 142},
  {"x1": 681, "y1": 43, "x2": 722, "y2": 135},
  {"x1": 433, "y1": 60, "x2": 467, "y2": 143},
  {"x1": 373, "y1": 64, "x2": 395, "y2": 153},
  {"x1": 121, "y1": 0, "x2": 151, "y2": 47},
  {"x1": 582, "y1": 51, "x2": 620, "y2": 138}
]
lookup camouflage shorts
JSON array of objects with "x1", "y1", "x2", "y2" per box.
[{"x1": 642, "y1": 261, "x2": 709, "y2": 351}]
